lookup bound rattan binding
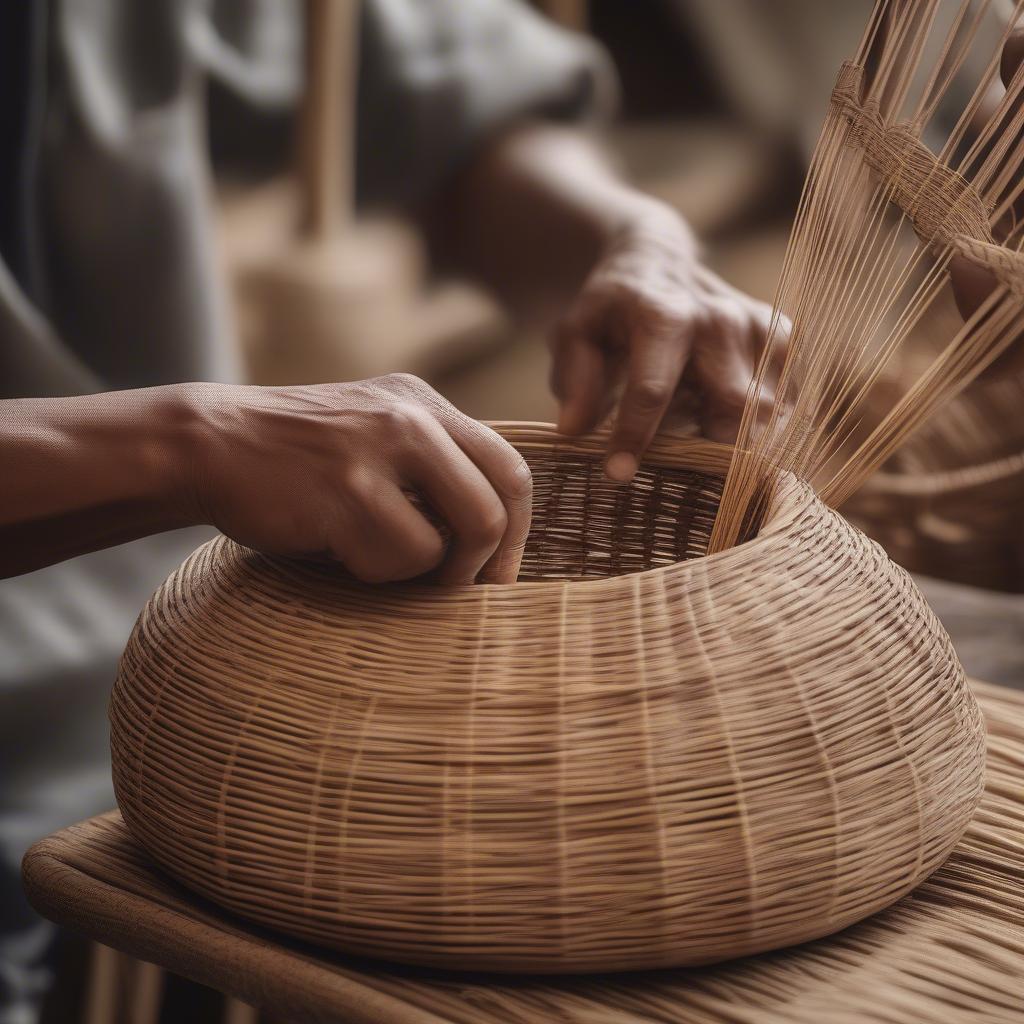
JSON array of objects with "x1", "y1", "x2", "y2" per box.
[{"x1": 711, "y1": 0, "x2": 1024, "y2": 553}]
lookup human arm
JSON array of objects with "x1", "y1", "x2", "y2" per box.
[
  {"x1": 424, "y1": 123, "x2": 780, "y2": 480},
  {"x1": 0, "y1": 375, "x2": 531, "y2": 583}
]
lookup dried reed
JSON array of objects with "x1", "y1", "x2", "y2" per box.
[{"x1": 711, "y1": 0, "x2": 1024, "y2": 552}]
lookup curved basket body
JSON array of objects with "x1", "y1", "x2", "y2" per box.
[{"x1": 111, "y1": 426, "x2": 985, "y2": 973}]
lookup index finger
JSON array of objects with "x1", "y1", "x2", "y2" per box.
[
  {"x1": 605, "y1": 326, "x2": 691, "y2": 482},
  {"x1": 441, "y1": 414, "x2": 534, "y2": 584}
]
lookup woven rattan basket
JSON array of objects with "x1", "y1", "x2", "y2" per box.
[{"x1": 110, "y1": 424, "x2": 985, "y2": 973}]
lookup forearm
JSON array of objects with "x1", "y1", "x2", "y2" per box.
[
  {"x1": 0, "y1": 386, "x2": 198, "y2": 577},
  {"x1": 0, "y1": 376, "x2": 535, "y2": 586},
  {"x1": 424, "y1": 123, "x2": 696, "y2": 316}
]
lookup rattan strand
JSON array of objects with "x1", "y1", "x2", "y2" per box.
[
  {"x1": 110, "y1": 425, "x2": 986, "y2": 973},
  {"x1": 302, "y1": 684, "x2": 1024, "y2": 1021},
  {"x1": 709, "y1": 1, "x2": 1024, "y2": 552}
]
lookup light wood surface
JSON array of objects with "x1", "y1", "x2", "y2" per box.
[{"x1": 24, "y1": 682, "x2": 1024, "y2": 1022}]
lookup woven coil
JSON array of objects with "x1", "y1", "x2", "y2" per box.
[{"x1": 110, "y1": 425, "x2": 986, "y2": 973}]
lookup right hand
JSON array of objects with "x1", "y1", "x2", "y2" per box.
[
  {"x1": 177, "y1": 374, "x2": 532, "y2": 585},
  {"x1": 549, "y1": 204, "x2": 786, "y2": 480}
]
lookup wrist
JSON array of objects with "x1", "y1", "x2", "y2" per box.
[
  {"x1": 100, "y1": 383, "x2": 214, "y2": 530},
  {"x1": 602, "y1": 196, "x2": 699, "y2": 264},
  {"x1": 146, "y1": 382, "x2": 230, "y2": 527},
  {"x1": 0, "y1": 385, "x2": 217, "y2": 577}
]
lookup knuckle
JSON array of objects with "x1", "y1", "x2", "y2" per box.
[
  {"x1": 773, "y1": 313, "x2": 793, "y2": 341},
  {"x1": 408, "y1": 531, "x2": 446, "y2": 575},
  {"x1": 380, "y1": 400, "x2": 430, "y2": 436},
  {"x1": 505, "y1": 456, "x2": 533, "y2": 503},
  {"x1": 631, "y1": 299, "x2": 676, "y2": 336},
  {"x1": 340, "y1": 465, "x2": 377, "y2": 502},
  {"x1": 381, "y1": 371, "x2": 426, "y2": 393},
  {"x1": 474, "y1": 429, "x2": 534, "y2": 503},
  {"x1": 627, "y1": 379, "x2": 672, "y2": 414},
  {"x1": 550, "y1": 317, "x2": 595, "y2": 363},
  {"x1": 472, "y1": 500, "x2": 509, "y2": 544},
  {"x1": 716, "y1": 384, "x2": 750, "y2": 416},
  {"x1": 708, "y1": 307, "x2": 747, "y2": 338}
]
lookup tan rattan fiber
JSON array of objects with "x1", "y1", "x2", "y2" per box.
[
  {"x1": 30, "y1": 682, "x2": 1024, "y2": 1023},
  {"x1": 110, "y1": 425, "x2": 986, "y2": 973},
  {"x1": 111, "y1": 0, "x2": 1024, "y2": 974}
]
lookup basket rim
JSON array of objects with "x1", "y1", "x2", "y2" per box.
[{"x1": 226, "y1": 422, "x2": 818, "y2": 597}]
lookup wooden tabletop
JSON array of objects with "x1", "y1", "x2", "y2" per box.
[{"x1": 23, "y1": 681, "x2": 1024, "y2": 1024}]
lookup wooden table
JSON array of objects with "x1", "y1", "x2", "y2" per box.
[{"x1": 23, "y1": 681, "x2": 1024, "y2": 1024}]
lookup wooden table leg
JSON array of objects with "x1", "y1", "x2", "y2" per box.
[
  {"x1": 224, "y1": 996, "x2": 259, "y2": 1024},
  {"x1": 127, "y1": 959, "x2": 164, "y2": 1024},
  {"x1": 85, "y1": 944, "x2": 165, "y2": 1024},
  {"x1": 84, "y1": 944, "x2": 119, "y2": 1024}
]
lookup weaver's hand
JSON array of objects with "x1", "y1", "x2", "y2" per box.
[
  {"x1": 949, "y1": 28, "x2": 1024, "y2": 377},
  {"x1": 183, "y1": 375, "x2": 532, "y2": 584},
  {"x1": 551, "y1": 205, "x2": 782, "y2": 481}
]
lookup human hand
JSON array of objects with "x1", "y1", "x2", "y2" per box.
[
  {"x1": 948, "y1": 29, "x2": 1024, "y2": 377},
  {"x1": 180, "y1": 374, "x2": 532, "y2": 584},
  {"x1": 550, "y1": 204, "x2": 785, "y2": 481}
]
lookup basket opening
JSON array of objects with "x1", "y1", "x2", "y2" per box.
[{"x1": 515, "y1": 450, "x2": 725, "y2": 582}]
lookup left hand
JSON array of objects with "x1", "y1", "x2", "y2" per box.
[{"x1": 550, "y1": 204, "x2": 785, "y2": 482}]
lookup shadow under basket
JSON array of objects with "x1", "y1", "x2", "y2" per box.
[{"x1": 111, "y1": 424, "x2": 985, "y2": 974}]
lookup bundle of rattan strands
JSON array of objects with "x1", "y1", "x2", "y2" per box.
[{"x1": 110, "y1": 425, "x2": 986, "y2": 972}]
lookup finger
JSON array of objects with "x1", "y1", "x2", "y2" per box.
[
  {"x1": 551, "y1": 325, "x2": 610, "y2": 435},
  {"x1": 949, "y1": 252, "x2": 998, "y2": 322},
  {"x1": 605, "y1": 326, "x2": 691, "y2": 481},
  {"x1": 749, "y1": 308, "x2": 790, "y2": 416},
  {"x1": 690, "y1": 312, "x2": 757, "y2": 444},
  {"x1": 441, "y1": 415, "x2": 534, "y2": 584},
  {"x1": 699, "y1": 375, "x2": 753, "y2": 444},
  {"x1": 401, "y1": 410, "x2": 532, "y2": 586},
  {"x1": 761, "y1": 308, "x2": 792, "y2": 364},
  {"x1": 336, "y1": 478, "x2": 445, "y2": 583},
  {"x1": 1000, "y1": 28, "x2": 1024, "y2": 89},
  {"x1": 372, "y1": 378, "x2": 532, "y2": 584},
  {"x1": 948, "y1": 252, "x2": 1024, "y2": 379}
]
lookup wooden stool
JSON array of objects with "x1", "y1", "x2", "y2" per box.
[{"x1": 23, "y1": 681, "x2": 1024, "y2": 1023}]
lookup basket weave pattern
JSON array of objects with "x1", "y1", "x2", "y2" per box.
[{"x1": 111, "y1": 427, "x2": 986, "y2": 972}]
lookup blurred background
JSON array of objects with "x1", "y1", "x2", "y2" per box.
[
  {"x1": 213, "y1": 0, "x2": 827, "y2": 416},
  {"x1": 211, "y1": 0, "x2": 1024, "y2": 596}
]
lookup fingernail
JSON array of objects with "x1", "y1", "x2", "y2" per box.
[{"x1": 605, "y1": 451, "x2": 638, "y2": 483}]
